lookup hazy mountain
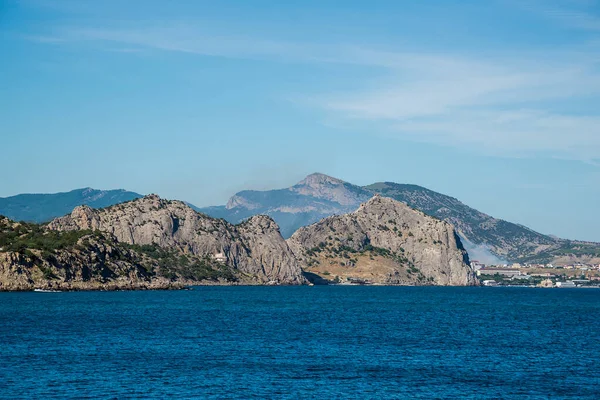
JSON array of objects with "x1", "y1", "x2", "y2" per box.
[
  {"x1": 200, "y1": 173, "x2": 600, "y2": 264},
  {"x1": 0, "y1": 188, "x2": 142, "y2": 223},
  {"x1": 196, "y1": 173, "x2": 372, "y2": 238}
]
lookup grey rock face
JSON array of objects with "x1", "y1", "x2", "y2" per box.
[
  {"x1": 290, "y1": 173, "x2": 372, "y2": 206},
  {"x1": 48, "y1": 195, "x2": 305, "y2": 284},
  {"x1": 0, "y1": 228, "x2": 184, "y2": 291},
  {"x1": 199, "y1": 173, "x2": 600, "y2": 264},
  {"x1": 288, "y1": 196, "x2": 477, "y2": 286}
]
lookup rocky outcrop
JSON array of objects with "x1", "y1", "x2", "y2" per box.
[
  {"x1": 0, "y1": 226, "x2": 187, "y2": 291},
  {"x1": 48, "y1": 195, "x2": 305, "y2": 284},
  {"x1": 290, "y1": 173, "x2": 372, "y2": 206},
  {"x1": 288, "y1": 196, "x2": 477, "y2": 286},
  {"x1": 199, "y1": 173, "x2": 600, "y2": 265},
  {"x1": 0, "y1": 195, "x2": 478, "y2": 289}
]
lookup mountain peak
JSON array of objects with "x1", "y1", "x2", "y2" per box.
[
  {"x1": 295, "y1": 173, "x2": 345, "y2": 187},
  {"x1": 289, "y1": 173, "x2": 372, "y2": 207},
  {"x1": 357, "y1": 195, "x2": 407, "y2": 213}
]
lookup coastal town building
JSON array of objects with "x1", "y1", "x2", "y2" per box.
[
  {"x1": 470, "y1": 260, "x2": 485, "y2": 270},
  {"x1": 556, "y1": 281, "x2": 576, "y2": 288},
  {"x1": 477, "y1": 267, "x2": 521, "y2": 277}
]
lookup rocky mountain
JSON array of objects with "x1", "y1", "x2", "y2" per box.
[
  {"x1": 365, "y1": 183, "x2": 600, "y2": 264},
  {"x1": 0, "y1": 188, "x2": 142, "y2": 223},
  {"x1": 0, "y1": 216, "x2": 226, "y2": 291},
  {"x1": 5, "y1": 174, "x2": 598, "y2": 266},
  {"x1": 47, "y1": 194, "x2": 305, "y2": 285},
  {"x1": 364, "y1": 182, "x2": 557, "y2": 262},
  {"x1": 200, "y1": 173, "x2": 600, "y2": 264},
  {"x1": 196, "y1": 173, "x2": 372, "y2": 238},
  {"x1": 287, "y1": 196, "x2": 476, "y2": 286}
]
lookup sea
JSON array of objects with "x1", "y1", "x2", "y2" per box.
[{"x1": 1, "y1": 286, "x2": 599, "y2": 399}]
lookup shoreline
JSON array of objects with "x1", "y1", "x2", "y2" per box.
[{"x1": 3, "y1": 284, "x2": 599, "y2": 292}]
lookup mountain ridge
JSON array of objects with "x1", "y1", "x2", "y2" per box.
[
  {"x1": 288, "y1": 195, "x2": 476, "y2": 286},
  {"x1": 2, "y1": 174, "x2": 599, "y2": 265},
  {"x1": 0, "y1": 194, "x2": 480, "y2": 290},
  {"x1": 47, "y1": 194, "x2": 305, "y2": 285},
  {"x1": 0, "y1": 188, "x2": 143, "y2": 223},
  {"x1": 200, "y1": 173, "x2": 600, "y2": 264}
]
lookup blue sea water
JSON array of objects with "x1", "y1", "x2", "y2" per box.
[{"x1": 1, "y1": 286, "x2": 599, "y2": 399}]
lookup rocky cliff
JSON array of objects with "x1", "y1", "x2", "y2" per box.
[
  {"x1": 47, "y1": 195, "x2": 305, "y2": 285},
  {"x1": 364, "y1": 182, "x2": 557, "y2": 263},
  {"x1": 288, "y1": 196, "x2": 476, "y2": 286},
  {"x1": 0, "y1": 194, "x2": 480, "y2": 290},
  {"x1": 199, "y1": 173, "x2": 600, "y2": 265},
  {"x1": 0, "y1": 216, "x2": 201, "y2": 291}
]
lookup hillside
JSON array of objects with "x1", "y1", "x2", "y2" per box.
[
  {"x1": 0, "y1": 188, "x2": 142, "y2": 223},
  {"x1": 200, "y1": 173, "x2": 600, "y2": 264},
  {"x1": 365, "y1": 183, "x2": 600, "y2": 264},
  {"x1": 0, "y1": 194, "x2": 485, "y2": 290},
  {"x1": 287, "y1": 196, "x2": 476, "y2": 286},
  {"x1": 47, "y1": 194, "x2": 305, "y2": 285},
  {"x1": 364, "y1": 182, "x2": 557, "y2": 261},
  {"x1": 0, "y1": 216, "x2": 234, "y2": 291},
  {"x1": 4, "y1": 175, "x2": 599, "y2": 265},
  {"x1": 197, "y1": 173, "x2": 372, "y2": 237}
]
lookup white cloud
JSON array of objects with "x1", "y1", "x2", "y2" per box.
[
  {"x1": 390, "y1": 110, "x2": 600, "y2": 161},
  {"x1": 309, "y1": 45, "x2": 599, "y2": 161},
  {"x1": 23, "y1": 21, "x2": 600, "y2": 163}
]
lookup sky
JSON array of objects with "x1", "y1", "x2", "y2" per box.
[{"x1": 1, "y1": 0, "x2": 599, "y2": 241}]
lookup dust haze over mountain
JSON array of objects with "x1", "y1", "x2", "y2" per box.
[{"x1": 460, "y1": 238, "x2": 508, "y2": 266}]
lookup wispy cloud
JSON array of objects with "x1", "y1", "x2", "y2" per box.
[
  {"x1": 518, "y1": 0, "x2": 600, "y2": 32},
  {"x1": 23, "y1": 16, "x2": 600, "y2": 163},
  {"x1": 303, "y1": 43, "x2": 599, "y2": 162},
  {"x1": 22, "y1": 34, "x2": 67, "y2": 44}
]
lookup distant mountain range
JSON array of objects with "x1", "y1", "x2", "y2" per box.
[
  {"x1": 2, "y1": 174, "x2": 599, "y2": 265},
  {"x1": 0, "y1": 188, "x2": 142, "y2": 223},
  {"x1": 196, "y1": 173, "x2": 600, "y2": 265},
  {"x1": 0, "y1": 194, "x2": 474, "y2": 290},
  {"x1": 194, "y1": 174, "x2": 373, "y2": 238}
]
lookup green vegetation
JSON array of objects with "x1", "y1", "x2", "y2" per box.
[
  {"x1": 123, "y1": 243, "x2": 237, "y2": 282},
  {"x1": 363, "y1": 244, "x2": 391, "y2": 257},
  {"x1": 0, "y1": 217, "x2": 237, "y2": 283},
  {"x1": 516, "y1": 241, "x2": 600, "y2": 264},
  {"x1": 0, "y1": 188, "x2": 141, "y2": 223},
  {"x1": 0, "y1": 219, "x2": 99, "y2": 255},
  {"x1": 38, "y1": 265, "x2": 57, "y2": 279}
]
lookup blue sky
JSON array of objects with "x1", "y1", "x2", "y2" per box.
[{"x1": 1, "y1": 0, "x2": 600, "y2": 241}]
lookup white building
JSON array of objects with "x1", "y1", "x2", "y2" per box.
[
  {"x1": 477, "y1": 268, "x2": 521, "y2": 277},
  {"x1": 556, "y1": 281, "x2": 576, "y2": 288},
  {"x1": 212, "y1": 252, "x2": 227, "y2": 263}
]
